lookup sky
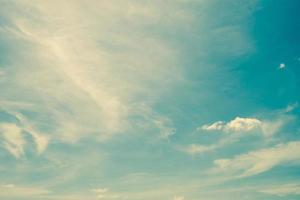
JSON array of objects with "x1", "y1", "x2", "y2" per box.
[{"x1": 0, "y1": 0, "x2": 300, "y2": 200}]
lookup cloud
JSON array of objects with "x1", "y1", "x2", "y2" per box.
[
  {"x1": 180, "y1": 135, "x2": 238, "y2": 155},
  {"x1": 0, "y1": 111, "x2": 49, "y2": 158},
  {"x1": 285, "y1": 102, "x2": 298, "y2": 112},
  {"x1": 0, "y1": 0, "x2": 185, "y2": 147},
  {"x1": 279, "y1": 63, "x2": 286, "y2": 69},
  {"x1": 201, "y1": 117, "x2": 262, "y2": 132},
  {"x1": 259, "y1": 183, "x2": 300, "y2": 196},
  {"x1": 184, "y1": 105, "x2": 296, "y2": 156},
  {"x1": 0, "y1": 123, "x2": 25, "y2": 158},
  {"x1": 181, "y1": 144, "x2": 216, "y2": 154},
  {"x1": 211, "y1": 141, "x2": 300, "y2": 177},
  {"x1": 13, "y1": 112, "x2": 49, "y2": 154},
  {"x1": 200, "y1": 115, "x2": 291, "y2": 137},
  {"x1": 154, "y1": 117, "x2": 176, "y2": 139}
]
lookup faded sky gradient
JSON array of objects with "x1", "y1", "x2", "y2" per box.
[{"x1": 0, "y1": 0, "x2": 300, "y2": 200}]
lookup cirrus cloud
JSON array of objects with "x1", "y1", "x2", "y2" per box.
[{"x1": 211, "y1": 141, "x2": 300, "y2": 177}]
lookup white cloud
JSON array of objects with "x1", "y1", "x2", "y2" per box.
[
  {"x1": 279, "y1": 63, "x2": 286, "y2": 69},
  {"x1": 200, "y1": 116, "x2": 290, "y2": 137},
  {"x1": 0, "y1": 123, "x2": 25, "y2": 158},
  {"x1": 200, "y1": 121, "x2": 225, "y2": 131},
  {"x1": 185, "y1": 110, "x2": 294, "y2": 155},
  {"x1": 211, "y1": 141, "x2": 300, "y2": 177},
  {"x1": 260, "y1": 183, "x2": 300, "y2": 196},
  {"x1": 225, "y1": 117, "x2": 262, "y2": 132},
  {"x1": 201, "y1": 117, "x2": 262, "y2": 133}
]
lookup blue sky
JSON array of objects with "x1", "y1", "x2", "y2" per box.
[{"x1": 0, "y1": 0, "x2": 300, "y2": 199}]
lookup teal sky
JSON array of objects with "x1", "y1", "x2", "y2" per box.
[{"x1": 0, "y1": 0, "x2": 300, "y2": 200}]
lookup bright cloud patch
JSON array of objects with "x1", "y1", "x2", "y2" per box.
[
  {"x1": 279, "y1": 63, "x2": 286, "y2": 69},
  {"x1": 201, "y1": 117, "x2": 262, "y2": 132},
  {"x1": 200, "y1": 116, "x2": 290, "y2": 137}
]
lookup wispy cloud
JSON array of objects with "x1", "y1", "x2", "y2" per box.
[
  {"x1": 0, "y1": 123, "x2": 25, "y2": 158},
  {"x1": 0, "y1": 112, "x2": 49, "y2": 158},
  {"x1": 181, "y1": 144, "x2": 216, "y2": 154},
  {"x1": 259, "y1": 183, "x2": 300, "y2": 196},
  {"x1": 0, "y1": 183, "x2": 50, "y2": 198},
  {"x1": 0, "y1": 0, "x2": 186, "y2": 154},
  {"x1": 211, "y1": 141, "x2": 300, "y2": 177}
]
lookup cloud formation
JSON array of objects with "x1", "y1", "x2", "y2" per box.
[
  {"x1": 211, "y1": 141, "x2": 300, "y2": 177},
  {"x1": 260, "y1": 183, "x2": 300, "y2": 196},
  {"x1": 0, "y1": 123, "x2": 25, "y2": 158},
  {"x1": 0, "y1": 0, "x2": 185, "y2": 155},
  {"x1": 181, "y1": 144, "x2": 216, "y2": 154},
  {"x1": 0, "y1": 112, "x2": 49, "y2": 158},
  {"x1": 279, "y1": 63, "x2": 286, "y2": 69},
  {"x1": 201, "y1": 117, "x2": 262, "y2": 132},
  {"x1": 200, "y1": 115, "x2": 290, "y2": 137}
]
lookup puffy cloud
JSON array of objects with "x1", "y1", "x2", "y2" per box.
[
  {"x1": 211, "y1": 141, "x2": 300, "y2": 177},
  {"x1": 201, "y1": 117, "x2": 262, "y2": 132},
  {"x1": 185, "y1": 108, "x2": 296, "y2": 155},
  {"x1": 200, "y1": 116, "x2": 291, "y2": 137}
]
